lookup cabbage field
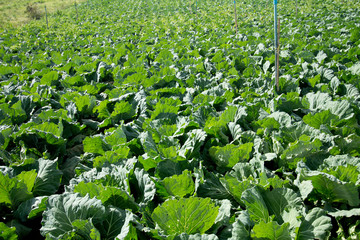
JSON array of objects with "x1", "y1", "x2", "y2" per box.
[{"x1": 0, "y1": 0, "x2": 360, "y2": 239}]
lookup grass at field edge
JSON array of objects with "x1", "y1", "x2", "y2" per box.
[{"x1": 0, "y1": 0, "x2": 87, "y2": 29}]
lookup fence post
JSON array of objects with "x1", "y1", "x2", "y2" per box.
[
  {"x1": 75, "y1": 0, "x2": 79, "y2": 21},
  {"x1": 45, "y1": 5, "x2": 49, "y2": 29},
  {"x1": 195, "y1": 1, "x2": 198, "y2": 28},
  {"x1": 234, "y1": 0, "x2": 238, "y2": 34}
]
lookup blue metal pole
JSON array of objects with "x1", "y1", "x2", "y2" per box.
[{"x1": 274, "y1": 0, "x2": 278, "y2": 48}]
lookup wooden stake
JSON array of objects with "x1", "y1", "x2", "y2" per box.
[
  {"x1": 234, "y1": 0, "x2": 238, "y2": 35},
  {"x1": 75, "y1": 0, "x2": 79, "y2": 21},
  {"x1": 276, "y1": 18, "x2": 280, "y2": 92},
  {"x1": 45, "y1": 6, "x2": 49, "y2": 29}
]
